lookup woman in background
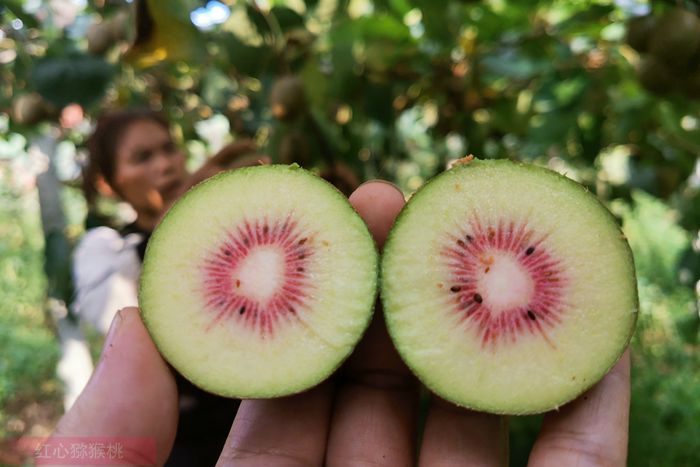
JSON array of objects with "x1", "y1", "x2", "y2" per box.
[{"x1": 73, "y1": 108, "x2": 264, "y2": 466}]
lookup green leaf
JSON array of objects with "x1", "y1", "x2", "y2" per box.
[
  {"x1": 618, "y1": 190, "x2": 690, "y2": 290},
  {"x1": 126, "y1": 0, "x2": 206, "y2": 67},
  {"x1": 270, "y1": 6, "x2": 305, "y2": 31},
  {"x1": 2, "y1": 0, "x2": 39, "y2": 29},
  {"x1": 31, "y1": 55, "x2": 115, "y2": 108},
  {"x1": 552, "y1": 4, "x2": 614, "y2": 36},
  {"x1": 151, "y1": 0, "x2": 201, "y2": 23},
  {"x1": 357, "y1": 14, "x2": 413, "y2": 42},
  {"x1": 552, "y1": 76, "x2": 588, "y2": 107},
  {"x1": 481, "y1": 48, "x2": 550, "y2": 80},
  {"x1": 201, "y1": 68, "x2": 237, "y2": 109},
  {"x1": 222, "y1": 35, "x2": 274, "y2": 76},
  {"x1": 245, "y1": 3, "x2": 273, "y2": 40},
  {"x1": 411, "y1": 0, "x2": 457, "y2": 46},
  {"x1": 364, "y1": 82, "x2": 394, "y2": 125}
]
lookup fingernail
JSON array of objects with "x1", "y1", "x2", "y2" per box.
[
  {"x1": 89, "y1": 310, "x2": 130, "y2": 379},
  {"x1": 358, "y1": 179, "x2": 404, "y2": 195},
  {"x1": 101, "y1": 309, "x2": 126, "y2": 357}
]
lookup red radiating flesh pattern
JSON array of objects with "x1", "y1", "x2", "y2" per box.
[
  {"x1": 441, "y1": 218, "x2": 568, "y2": 350},
  {"x1": 201, "y1": 216, "x2": 315, "y2": 338}
]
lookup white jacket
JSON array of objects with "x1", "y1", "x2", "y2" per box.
[{"x1": 71, "y1": 227, "x2": 143, "y2": 334}]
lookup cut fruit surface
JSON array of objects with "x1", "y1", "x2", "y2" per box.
[
  {"x1": 381, "y1": 158, "x2": 638, "y2": 414},
  {"x1": 140, "y1": 165, "x2": 378, "y2": 398}
]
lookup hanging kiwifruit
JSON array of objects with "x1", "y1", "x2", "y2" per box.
[
  {"x1": 637, "y1": 55, "x2": 677, "y2": 95},
  {"x1": 649, "y1": 8, "x2": 700, "y2": 70},
  {"x1": 626, "y1": 14, "x2": 656, "y2": 53},
  {"x1": 270, "y1": 76, "x2": 308, "y2": 121},
  {"x1": 12, "y1": 93, "x2": 51, "y2": 125}
]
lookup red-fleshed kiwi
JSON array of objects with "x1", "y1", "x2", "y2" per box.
[
  {"x1": 381, "y1": 158, "x2": 638, "y2": 415},
  {"x1": 139, "y1": 165, "x2": 378, "y2": 398}
]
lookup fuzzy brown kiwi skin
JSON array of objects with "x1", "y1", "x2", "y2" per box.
[
  {"x1": 139, "y1": 164, "x2": 380, "y2": 399},
  {"x1": 380, "y1": 158, "x2": 638, "y2": 415}
]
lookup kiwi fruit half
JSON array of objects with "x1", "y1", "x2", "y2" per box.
[
  {"x1": 381, "y1": 158, "x2": 638, "y2": 415},
  {"x1": 140, "y1": 165, "x2": 378, "y2": 398}
]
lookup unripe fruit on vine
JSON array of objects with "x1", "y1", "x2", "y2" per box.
[
  {"x1": 277, "y1": 131, "x2": 311, "y2": 166},
  {"x1": 270, "y1": 76, "x2": 307, "y2": 121},
  {"x1": 637, "y1": 55, "x2": 676, "y2": 95},
  {"x1": 649, "y1": 8, "x2": 700, "y2": 69},
  {"x1": 12, "y1": 93, "x2": 50, "y2": 125},
  {"x1": 87, "y1": 21, "x2": 114, "y2": 55},
  {"x1": 625, "y1": 15, "x2": 656, "y2": 53}
]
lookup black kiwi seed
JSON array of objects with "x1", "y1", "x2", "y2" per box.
[
  {"x1": 525, "y1": 246, "x2": 535, "y2": 255},
  {"x1": 527, "y1": 310, "x2": 536, "y2": 320},
  {"x1": 473, "y1": 293, "x2": 483, "y2": 303},
  {"x1": 466, "y1": 234, "x2": 473, "y2": 242},
  {"x1": 239, "y1": 306, "x2": 246, "y2": 315},
  {"x1": 450, "y1": 285, "x2": 461, "y2": 293},
  {"x1": 457, "y1": 239, "x2": 466, "y2": 247}
]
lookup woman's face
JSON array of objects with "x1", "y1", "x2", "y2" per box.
[{"x1": 112, "y1": 119, "x2": 187, "y2": 218}]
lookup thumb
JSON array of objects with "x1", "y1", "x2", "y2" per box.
[{"x1": 52, "y1": 307, "x2": 178, "y2": 466}]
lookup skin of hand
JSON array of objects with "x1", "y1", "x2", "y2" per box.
[
  {"x1": 185, "y1": 140, "x2": 270, "y2": 188},
  {"x1": 163, "y1": 141, "x2": 270, "y2": 215},
  {"x1": 51, "y1": 181, "x2": 631, "y2": 467}
]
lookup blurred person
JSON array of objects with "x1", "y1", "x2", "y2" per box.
[{"x1": 73, "y1": 108, "x2": 266, "y2": 467}]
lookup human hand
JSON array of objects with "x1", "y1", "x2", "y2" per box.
[
  {"x1": 51, "y1": 181, "x2": 630, "y2": 466},
  {"x1": 155, "y1": 139, "x2": 270, "y2": 226},
  {"x1": 186, "y1": 140, "x2": 270, "y2": 188}
]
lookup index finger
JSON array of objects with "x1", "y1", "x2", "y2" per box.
[{"x1": 325, "y1": 181, "x2": 420, "y2": 466}]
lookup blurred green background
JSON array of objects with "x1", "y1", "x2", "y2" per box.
[{"x1": 1, "y1": 0, "x2": 699, "y2": 465}]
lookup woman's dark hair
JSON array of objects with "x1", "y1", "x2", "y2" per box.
[{"x1": 83, "y1": 108, "x2": 169, "y2": 206}]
